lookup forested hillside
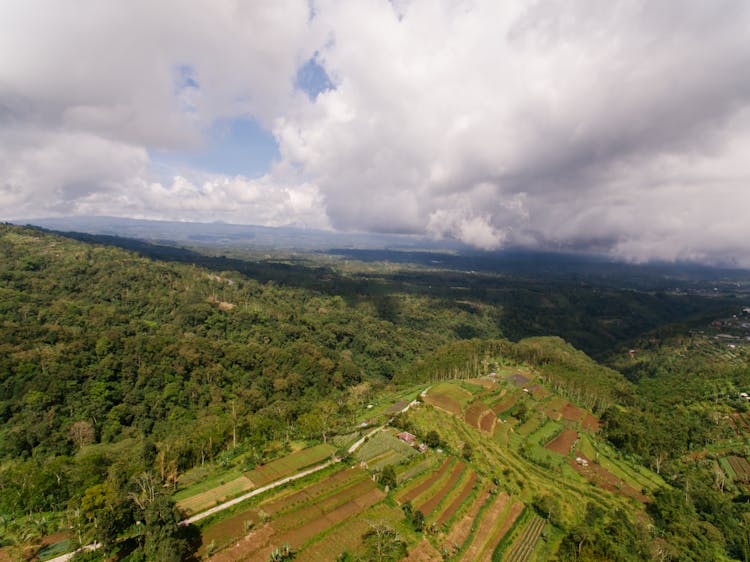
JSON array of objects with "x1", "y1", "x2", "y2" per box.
[
  {"x1": 0, "y1": 225, "x2": 506, "y2": 458},
  {"x1": 2, "y1": 223, "x2": 750, "y2": 561}
]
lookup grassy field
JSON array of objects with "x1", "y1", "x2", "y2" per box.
[
  {"x1": 177, "y1": 475, "x2": 255, "y2": 515},
  {"x1": 174, "y1": 467, "x2": 247, "y2": 501},
  {"x1": 354, "y1": 429, "x2": 418, "y2": 467}
]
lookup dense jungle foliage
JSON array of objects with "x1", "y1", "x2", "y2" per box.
[{"x1": 2, "y1": 223, "x2": 750, "y2": 561}]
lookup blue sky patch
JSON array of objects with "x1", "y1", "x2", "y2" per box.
[
  {"x1": 295, "y1": 56, "x2": 334, "y2": 100},
  {"x1": 151, "y1": 118, "x2": 279, "y2": 178}
]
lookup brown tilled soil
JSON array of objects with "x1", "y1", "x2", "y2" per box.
[
  {"x1": 463, "y1": 492, "x2": 511, "y2": 560},
  {"x1": 467, "y1": 378, "x2": 497, "y2": 390},
  {"x1": 437, "y1": 471, "x2": 477, "y2": 526},
  {"x1": 206, "y1": 484, "x2": 384, "y2": 561},
  {"x1": 560, "y1": 402, "x2": 585, "y2": 422},
  {"x1": 444, "y1": 484, "x2": 491, "y2": 550},
  {"x1": 581, "y1": 413, "x2": 600, "y2": 432},
  {"x1": 481, "y1": 502, "x2": 524, "y2": 562},
  {"x1": 417, "y1": 461, "x2": 466, "y2": 515},
  {"x1": 404, "y1": 538, "x2": 443, "y2": 561},
  {"x1": 491, "y1": 394, "x2": 518, "y2": 415},
  {"x1": 528, "y1": 385, "x2": 552, "y2": 400},
  {"x1": 465, "y1": 401, "x2": 489, "y2": 428},
  {"x1": 545, "y1": 429, "x2": 578, "y2": 455},
  {"x1": 399, "y1": 459, "x2": 453, "y2": 504},
  {"x1": 568, "y1": 456, "x2": 649, "y2": 503},
  {"x1": 479, "y1": 410, "x2": 496, "y2": 433},
  {"x1": 425, "y1": 393, "x2": 462, "y2": 415}
]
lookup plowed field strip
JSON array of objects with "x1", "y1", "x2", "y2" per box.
[
  {"x1": 465, "y1": 401, "x2": 488, "y2": 427},
  {"x1": 272, "y1": 479, "x2": 376, "y2": 532},
  {"x1": 261, "y1": 468, "x2": 364, "y2": 517},
  {"x1": 210, "y1": 481, "x2": 384, "y2": 562},
  {"x1": 397, "y1": 459, "x2": 453, "y2": 504},
  {"x1": 445, "y1": 484, "x2": 491, "y2": 549},
  {"x1": 416, "y1": 461, "x2": 466, "y2": 515},
  {"x1": 560, "y1": 403, "x2": 585, "y2": 422},
  {"x1": 425, "y1": 393, "x2": 462, "y2": 415},
  {"x1": 492, "y1": 394, "x2": 517, "y2": 414},
  {"x1": 545, "y1": 429, "x2": 578, "y2": 455},
  {"x1": 480, "y1": 411, "x2": 496, "y2": 433},
  {"x1": 436, "y1": 471, "x2": 477, "y2": 526},
  {"x1": 463, "y1": 493, "x2": 511, "y2": 561}
]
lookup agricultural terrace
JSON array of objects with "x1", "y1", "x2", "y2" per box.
[
  {"x1": 726, "y1": 455, "x2": 750, "y2": 481},
  {"x1": 403, "y1": 394, "x2": 653, "y2": 516},
  {"x1": 201, "y1": 466, "x2": 385, "y2": 560},
  {"x1": 244, "y1": 443, "x2": 336, "y2": 487},
  {"x1": 545, "y1": 429, "x2": 578, "y2": 455},
  {"x1": 501, "y1": 513, "x2": 546, "y2": 562},
  {"x1": 177, "y1": 474, "x2": 255, "y2": 516},
  {"x1": 464, "y1": 400, "x2": 496, "y2": 433},
  {"x1": 462, "y1": 493, "x2": 524, "y2": 562},
  {"x1": 424, "y1": 382, "x2": 473, "y2": 414},
  {"x1": 353, "y1": 428, "x2": 418, "y2": 470},
  {"x1": 184, "y1": 372, "x2": 659, "y2": 560}
]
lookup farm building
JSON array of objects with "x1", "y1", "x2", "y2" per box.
[{"x1": 397, "y1": 431, "x2": 417, "y2": 444}]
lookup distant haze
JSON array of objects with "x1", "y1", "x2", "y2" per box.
[{"x1": 2, "y1": 1, "x2": 750, "y2": 265}]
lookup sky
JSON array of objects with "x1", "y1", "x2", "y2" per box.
[{"x1": 1, "y1": 0, "x2": 750, "y2": 265}]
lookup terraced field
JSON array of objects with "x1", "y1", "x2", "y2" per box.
[
  {"x1": 414, "y1": 461, "x2": 466, "y2": 515},
  {"x1": 424, "y1": 382, "x2": 474, "y2": 415},
  {"x1": 727, "y1": 455, "x2": 750, "y2": 481},
  {"x1": 444, "y1": 484, "x2": 492, "y2": 551},
  {"x1": 177, "y1": 475, "x2": 255, "y2": 516},
  {"x1": 436, "y1": 470, "x2": 478, "y2": 526},
  {"x1": 463, "y1": 493, "x2": 524, "y2": 562},
  {"x1": 503, "y1": 515, "x2": 546, "y2": 562},
  {"x1": 203, "y1": 467, "x2": 384, "y2": 561},
  {"x1": 354, "y1": 429, "x2": 418, "y2": 469},
  {"x1": 396, "y1": 458, "x2": 454, "y2": 505},
  {"x1": 245, "y1": 443, "x2": 336, "y2": 487},
  {"x1": 465, "y1": 400, "x2": 496, "y2": 434},
  {"x1": 545, "y1": 429, "x2": 578, "y2": 455}
]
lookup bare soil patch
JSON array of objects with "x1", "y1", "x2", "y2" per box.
[
  {"x1": 399, "y1": 459, "x2": 453, "y2": 504},
  {"x1": 444, "y1": 483, "x2": 491, "y2": 551},
  {"x1": 568, "y1": 456, "x2": 648, "y2": 502},
  {"x1": 465, "y1": 401, "x2": 488, "y2": 428},
  {"x1": 483, "y1": 501, "x2": 524, "y2": 562},
  {"x1": 425, "y1": 393, "x2": 462, "y2": 415},
  {"x1": 404, "y1": 538, "x2": 442, "y2": 561},
  {"x1": 560, "y1": 402, "x2": 585, "y2": 422},
  {"x1": 417, "y1": 461, "x2": 466, "y2": 515},
  {"x1": 545, "y1": 429, "x2": 578, "y2": 455},
  {"x1": 467, "y1": 378, "x2": 497, "y2": 390},
  {"x1": 581, "y1": 414, "x2": 600, "y2": 432},
  {"x1": 479, "y1": 410, "x2": 496, "y2": 433},
  {"x1": 437, "y1": 471, "x2": 477, "y2": 527},
  {"x1": 463, "y1": 492, "x2": 511, "y2": 560}
]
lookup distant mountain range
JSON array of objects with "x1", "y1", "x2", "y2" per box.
[
  {"x1": 12, "y1": 216, "x2": 750, "y2": 284},
  {"x1": 14, "y1": 215, "x2": 469, "y2": 252}
]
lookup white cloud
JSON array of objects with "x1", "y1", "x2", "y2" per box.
[
  {"x1": 2, "y1": 0, "x2": 750, "y2": 263},
  {"x1": 273, "y1": 0, "x2": 750, "y2": 262}
]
